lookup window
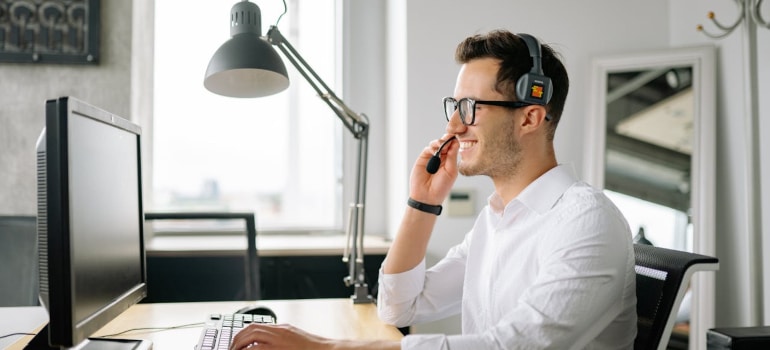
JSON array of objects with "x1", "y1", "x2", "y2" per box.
[
  {"x1": 153, "y1": 0, "x2": 341, "y2": 231},
  {"x1": 605, "y1": 190, "x2": 692, "y2": 251}
]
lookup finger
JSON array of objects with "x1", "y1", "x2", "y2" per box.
[
  {"x1": 427, "y1": 140, "x2": 442, "y2": 154},
  {"x1": 428, "y1": 134, "x2": 453, "y2": 153},
  {"x1": 442, "y1": 139, "x2": 459, "y2": 172},
  {"x1": 438, "y1": 136, "x2": 457, "y2": 157},
  {"x1": 229, "y1": 324, "x2": 277, "y2": 350}
]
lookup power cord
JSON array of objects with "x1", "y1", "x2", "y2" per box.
[
  {"x1": 274, "y1": 0, "x2": 288, "y2": 27},
  {"x1": 0, "y1": 323, "x2": 203, "y2": 344},
  {"x1": 0, "y1": 332, "x2": 36, "y2": 340},
  {"x1": 98, "y1": 322, "x2": 204, "y2": 338}
]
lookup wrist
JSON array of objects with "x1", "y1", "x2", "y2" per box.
[{"x1": 407, "y1": 197, "x2": 442, "y2": 216}]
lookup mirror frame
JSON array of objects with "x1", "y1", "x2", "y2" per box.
[{"x1": 585, "y1": 45, "x2": 717, "y2": 350}]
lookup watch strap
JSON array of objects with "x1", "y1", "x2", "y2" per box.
[{"x1": 407, "y1": 197, "x2": 442, "y2": 216}]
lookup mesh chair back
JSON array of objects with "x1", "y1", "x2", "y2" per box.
[{"x1": 633, "y1": 244, "x2": 718, "y2": 350}]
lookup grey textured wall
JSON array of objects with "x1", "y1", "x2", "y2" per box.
[{"x1": 0, "y1": 1, "x2": 132, "y2": 215}]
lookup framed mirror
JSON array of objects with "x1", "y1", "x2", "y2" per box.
[{"x1": 585, "y1": 46, "x2": 716, "y2": 350}]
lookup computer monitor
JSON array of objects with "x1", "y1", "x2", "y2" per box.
[{"x1": 30, "y1": 96, "x2": 150, "y2": 349}]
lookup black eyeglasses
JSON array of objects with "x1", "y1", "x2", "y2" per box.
[{"x1": 443, "y1": 97, "x2": 540, "y2": 125}]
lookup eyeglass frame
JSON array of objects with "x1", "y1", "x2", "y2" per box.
[{"x1": 443, "y1": 97, "x2": 550, "y2": 125}]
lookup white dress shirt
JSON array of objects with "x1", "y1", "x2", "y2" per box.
[{"x1": 378, "y1": 165, "x2": 637, "y2": 350}]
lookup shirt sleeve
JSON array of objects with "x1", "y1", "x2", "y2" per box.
[{"x1": 377, "y1": 233, "x2": 470, "y2": 328}]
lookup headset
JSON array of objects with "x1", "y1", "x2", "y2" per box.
[{"x1": 515, "y1": 33, "x2": 553, "y2": 119}]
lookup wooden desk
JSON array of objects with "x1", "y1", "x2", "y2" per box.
[{"x1": 10, "y1": 299, "x2": 402, "y2": 349}]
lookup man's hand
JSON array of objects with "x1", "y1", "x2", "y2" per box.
[
  {"x1": 229, "y1": 323, "x2": 333, "y2": 350},
  {"x1": 229, "y1": 323, "x2": 401, "y2": 350},
  {"x1": 409, "y1": 134, "x2": 459, "y2": 205}
]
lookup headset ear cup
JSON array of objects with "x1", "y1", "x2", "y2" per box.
[
  {"x1": 515, "y1": 33, "x2": 554, "y2": 107},
  {"x1": 516, "y1": 73, "x2": 552, "y2": 105}
]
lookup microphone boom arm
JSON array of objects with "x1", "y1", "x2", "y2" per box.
[{"x1": 266, "y1": 26, "x2": 372, "y2": 304}]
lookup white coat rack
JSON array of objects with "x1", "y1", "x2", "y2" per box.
[{"x1": 697, "y1": 0, "x2": 769, "y2": 326}]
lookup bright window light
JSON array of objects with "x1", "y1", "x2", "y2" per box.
[
  {"x1": 152, "y1": 0, "x2": 341, "y2": 231},
  {"x1": 605, "y1": 190, "x2": 691, "y2": 251}
]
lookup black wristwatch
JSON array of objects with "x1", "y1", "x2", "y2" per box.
[{"x1": 407, "y1": 197, "x2": 442, "y2": 216}]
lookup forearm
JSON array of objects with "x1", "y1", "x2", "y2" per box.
[
  {"x1": 331, "y1": 339, "x2": 401, "y2": 350},
  {"x1": 382, "y1": 206, "x2": 438, "y2": 274}
]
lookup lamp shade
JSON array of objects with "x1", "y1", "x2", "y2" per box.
[{"x1": 204, "y1": 1, "x2": 289, "y2": 98}]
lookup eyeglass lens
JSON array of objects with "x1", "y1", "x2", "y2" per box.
[
  {"x1": 444, "y1": 98, "x2": 474, "y2": 125},
  {"x1": 444, "y1": 98, "x2": 455, "y2": 122}
]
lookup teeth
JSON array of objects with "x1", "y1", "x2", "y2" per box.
[{"x1": 459, "y1": 141, "x2": 476, "y2": 150}]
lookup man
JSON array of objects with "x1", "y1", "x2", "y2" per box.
[{"x1": 230, "y1": 29, "x2": 636, "y2": 350}]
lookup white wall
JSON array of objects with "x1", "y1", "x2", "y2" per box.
[{"x1": 341, "y1": 0, "x2": 387, "y2": 236}]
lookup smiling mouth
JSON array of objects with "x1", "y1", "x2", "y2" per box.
[{"x1": 459, "y1": 141, "x2": 477, "y2": 151}]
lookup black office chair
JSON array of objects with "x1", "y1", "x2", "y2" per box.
[
  {"x1": 0, "y1": 215, "x2": 39, "y2": 306},
  {"x1": 144, "y1": 212, "x2": 260, "y2": 302},
  {"x1": 633, "y1": 244, "x2": 719, "y2": 350}
]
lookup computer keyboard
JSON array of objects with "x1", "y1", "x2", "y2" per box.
[{"x1": 195, "y1": 313, "x2": 275, "y2": 350}]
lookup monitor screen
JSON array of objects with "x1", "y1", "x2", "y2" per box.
[{"x1": 34, "y1": 96, "x2": 148, "y2": 348}]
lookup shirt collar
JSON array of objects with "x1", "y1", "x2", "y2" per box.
[{"x1": 489, "y1": 164, "x2": 579, "y2": 215}]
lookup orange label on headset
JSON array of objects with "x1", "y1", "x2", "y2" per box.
[{"x1": 531, "y1": 85, "x2": 544, "y2": 99}]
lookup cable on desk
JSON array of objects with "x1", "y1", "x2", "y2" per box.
[
  {"x1": 99, "y1": 322, "x2": 204, "y2": 338},
  {"x1": 0, "y1": 332, "x2": 36, "y2": 340}
]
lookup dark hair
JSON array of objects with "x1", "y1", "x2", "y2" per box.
[{"x1": 455, "y1": 30, "x2": 569, "y2": 139}]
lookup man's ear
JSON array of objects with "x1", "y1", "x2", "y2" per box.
[{"x1": 520, "y1": 105, "x2": 548, "y2": 131}]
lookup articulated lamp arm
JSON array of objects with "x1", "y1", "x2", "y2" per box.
[
  {"x1": 266, "y1": 26, "x2": 372, "y2": 303},
  {"x1": 266, "y1": 26, "x2": 369, "y2": 138}
]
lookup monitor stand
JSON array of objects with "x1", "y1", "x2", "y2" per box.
[{"x1": 24, "y1": 324, "x2": 152, "y2": 350}]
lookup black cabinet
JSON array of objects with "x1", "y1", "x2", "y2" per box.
[
  {"x1": 144, "y1": 254, "x2": 385, "y2": 303},
  {"x1": 259, "y1": 255, "x2": 385, "y2": 300}
]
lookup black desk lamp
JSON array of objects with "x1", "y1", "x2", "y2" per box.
[{"x1": 204, "y1": 0, "x2": 372, "y2": 304}]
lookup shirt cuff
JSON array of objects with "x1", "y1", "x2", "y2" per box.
[
  {"x1": 402, "y1": 334, "x2": 449, "y2": 350},
  {"x1": 378, "y1": 258, "x2": 427, "y2": 304}
]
